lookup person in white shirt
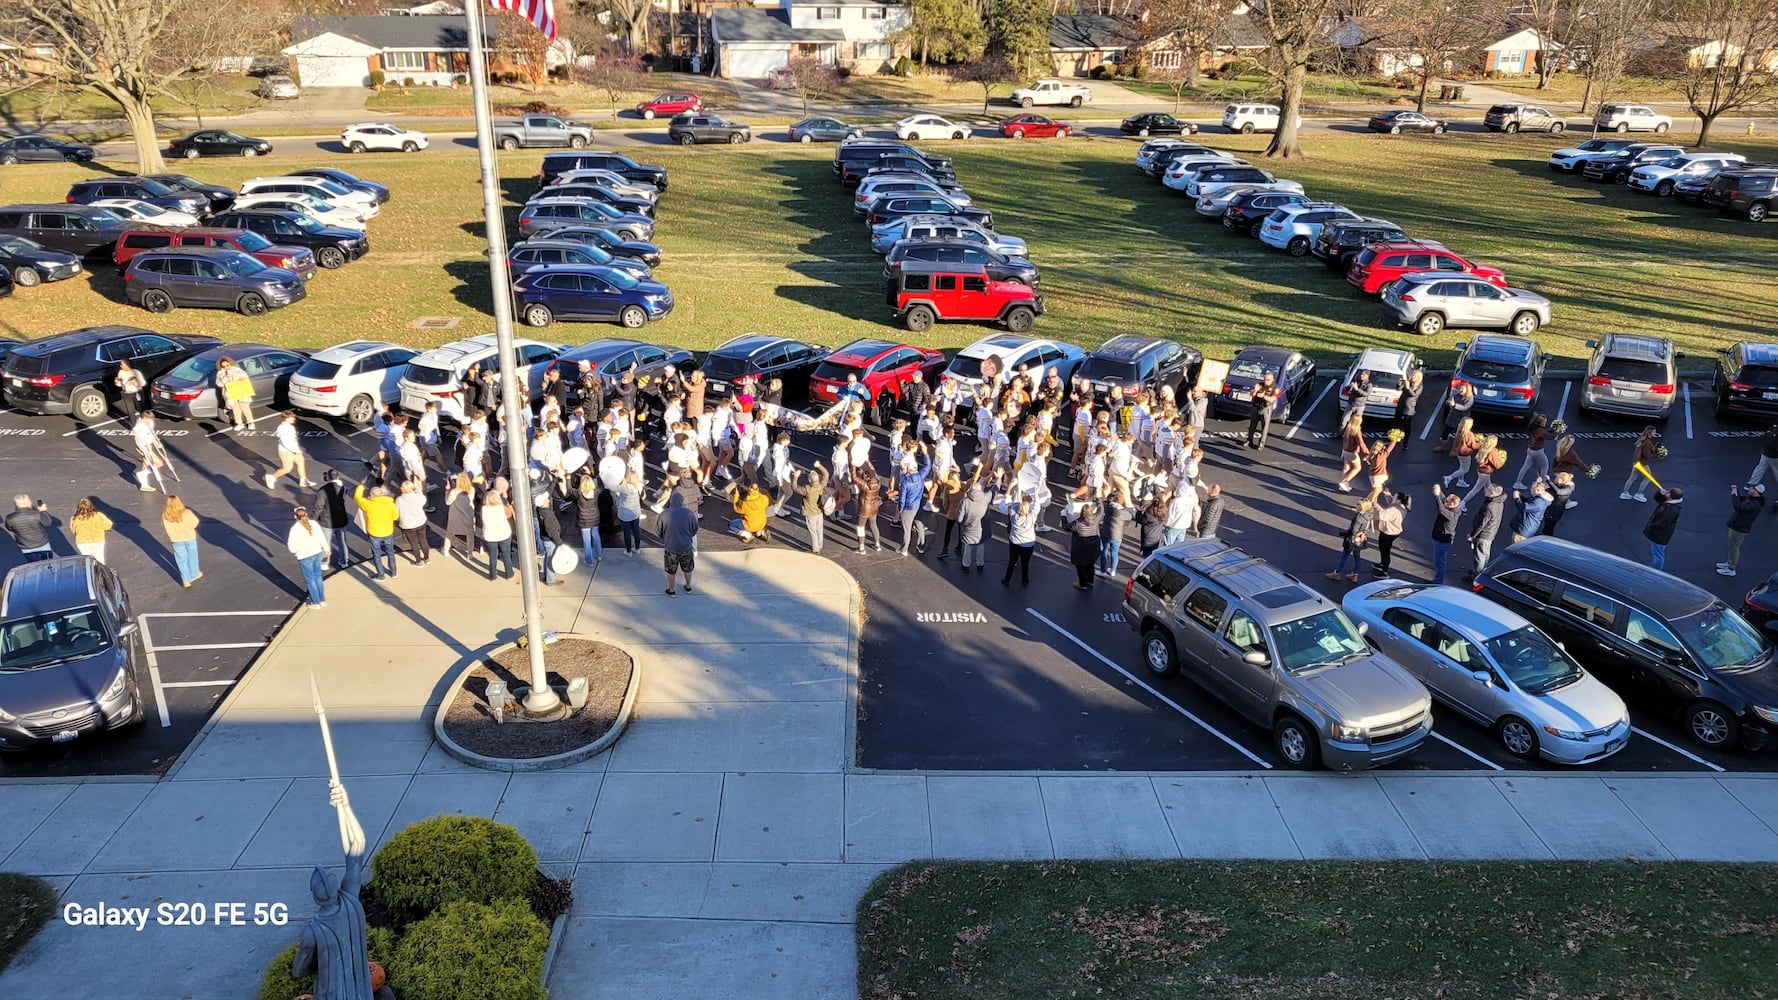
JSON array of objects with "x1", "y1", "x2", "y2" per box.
[
  {"x1": 847, "y1": 427, "x2": 872, "y2": 474},
  {"x1": 1164, "y1": 486, "x2": 1199, "y2": 545},
  {"x1": 460, "y1": 431, "x2": 486, "y2": 483},
  {"x1": 417, "y1": 403, "x2": 442, "y2": 467},
  {"x1": 768, "y1": 432, "x2": 794, "y2": 516},
  {"x1": 916, "y1": 406, "x2": 941, "y2": 448},
  {"x1": 265, "y1": 413, "x2": 317, "y2": 490},
  {"x1": 131, "y1": 412, "x2": 169, "y2": 493},
  {"x1": 287, "y1": 507, "x2": 330, "y2": 607}
]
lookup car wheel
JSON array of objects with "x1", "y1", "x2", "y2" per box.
[
  {"x1": 1551, "y1": 121, "x2": 1565, "y2": 133},
  {"x1": 1389, "y1": 125, "x2": 1402, "y2": 135},
  {"x1": 1003, "y1": 305, "x2": 1035, "y2": 333},
  {"x1": 402, "y1": 141, "x2": 418, "y2": 153},
  {"x1": 1069, "y1": 96, "x2": 1083, "y2": 108},
  {"x1": 1432, "y1": 124, "x2": 1446, "y2": 134},
  {"x1": 12, "y1": 266, "x2": 39, "y2": 287},
  {"x1": 183, "y1": 147, "x2": 200, "y2": 159},
  {"x1": 642, "y1": 109, "x2": 655, "y2": 120},
  {"x1": 1416, "y1": 312, "x2": 1445, "y2": 336},
  {"x1": 1020, "y1": 97, "x2": 1034, "y2": 108},
  {"x1": 1273, "y1": 714, "x2": 1320, "y2": 769},
  {"x1": 523, "y1": 303, "x2": 553, "y2": 327},
  {"x1": 70, "y1": 386, "x2": 108, "y2": 423},
  {"x1": 500, "y1": 136, "x2": 519, "y2": 150},
  {"x1": 1497, "y1": 716, "x2": 1540, "y2": 759},
  {"x1": 348, "y1": 141, "x2": 365, "y2": 153},
  {"x1": 0, "y1": 153, "x2": 15, "y2": 165},
  {"x1": 727, "y1": 133, "x2": 744, "y2": 145},
  {"x1": 1059, "y1": 128, "x2": 1071, "y2": 138},
  {"x1": 1138, "y1": 127, "x2": 1150, "y2": 137},
  {"x1": 242, "y1": 147, "x2": 258, "y2": 156},
  {"x1": 907, "y1": 131, "x2": 920, "y2": 140},
  {"x1": 903, "y1": 304, "x2": 935, "y2": 333},
  {"x1": 1011, "y1": 129, "x2": 1025, "y2": 139},
  {"x1": 569, "y1": 135, "x2": 587, "y2": 149},
  {"x1": 237, "y1": 292, "x2": 268, "y2": 316},
  {"x1": 872, "y1": 392, "x2": 894, "y2": 427},
  {"x1": 1286, "y1": 236, "x2": 1310, "y2": 257},
  {"x1": 1654, "y1": 122, "x2": 1669, "y2": 133},
  {"x1": 342, "y1": 394, "x2": 376, "y2": 426},
  {"x1": 1715, "y1": 391, "x2": 1731, "y2": 419},
  {"x1": 1613, "y1": 170, "x2": 1629, "y2": 185},
  {"x1": 1240, "y1": 122, "x2": 1254, "y2": 134},
  {"x1": 1748, "y1": 202, "x2": 1770, "y2": 223},
  {"x1": 1655, "y1": 179, "x2": 1675, "y2": 196},
  {"x1": 1510, "y1": 311, "x2": 1541, "y2": 336},
  {"x1": 1685, "y1": 701, "x2": 1738, "y2": 748},
  {"x1": 619, "y1": 305, "x2": 647, "y2": 329},
  {"x1": 1504, "y1": 122, "x2": 1520, "y2": 134},
  {"x1": 1143, "y1": 629, "x2": 1177, "y2": 677},
  {"x1": 1248, "y1": 219, "x2": 1265, "y2": 237},
  {"x1": 1616, "y1": 122, "x2": 1629, "y2": 132},
  {"x1": 799, "y1": 133, "x2": 812, "y2": 143},
  {"x1": 317, "y1": 246, "x2": 346, "y2": 269},
  {"x1": 677, "y1": 133, "x2": 695, "y2": 146},
  {"x1": 952, "y1": 131, "x2": 966, "y2": 139},
  {"x1": 141, "y1": 289, "x2": 174, "y2": 313}
]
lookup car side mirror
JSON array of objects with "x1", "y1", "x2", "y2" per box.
[
  {"x1": 1584, "y1": 340, "x2": 1597, "y2": 348},
  {"x1": 1243, "y1": 651, "x2": 1271, "y2": 667},
  {"x1": 117, "y1": 621, "x2": 138, "y2": 637},
  {"x1": 1471, "y1": 669, "x2": 1493, "y2": 686},
  {"x1": 1674, "y1": 352, "x2": 1686, "y2": 360},
  {"x1": 1663, "y1": 651, "x2": 1686, "y2": 667},
  {"x1": 1355, "y1": 621, "x2": 1368, "y2": 636}
]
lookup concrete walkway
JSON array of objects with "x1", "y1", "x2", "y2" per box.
[{"x1": 3, "y1": 550, "x2": 1777, "y2": 999}]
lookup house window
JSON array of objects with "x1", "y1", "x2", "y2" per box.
[
  {"x1": 864, "y1": 5, "x2": 886, "y2": 17},
  {"x1": 1149, "y1": 50, "x2": 1183, "y2": 71},
  {"x1": 815, "y1": 6, "x2": 841, "y2": 18},
  {"x1": 384, "y1": 50, "x2": 427, "y2": 71},
  {"x1": 856, "y1": 41, "x2": 892, "y2": 60}
]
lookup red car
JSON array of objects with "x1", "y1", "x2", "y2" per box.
[
  {"x1": 999, "y1": 114, "x2": 1072, "y2": 139},
  {"x1": 807, "y1": 337, "x2": 948, "y2": 420},
  {"x1": 112, "y1": 226, "x2": 317, "y2": 279},
  {"x1": 635, "y1": 92, "x2": 702, "y2": 120},
  {"x1": 889, "y1": 262, "x2": 1042, "y2": 334},
  {"x1": 1345, "y1": 241, "x2": 1507, "y2": 296}
]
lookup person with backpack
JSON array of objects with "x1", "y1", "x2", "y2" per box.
[{"x1": 287, "y1": 506, "x2": 329, "y2": 608}]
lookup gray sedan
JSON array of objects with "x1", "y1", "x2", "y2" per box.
[
  {"x1": 1383, "y1": 272, "x2": 1550, "y2": 337},
  {"x1": 790, "y1": 117, "x2": 865, "y2": 143},
  {"x1": 1343, "y1": 582, "x2": 1631, "y2": 764}
]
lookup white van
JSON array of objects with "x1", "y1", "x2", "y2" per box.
[
  {"x1": 397, "y1": 333, "x2": 567, "y2": 420},
  {"x1": 1222, "y1": 103, "x2": 1281, "y2": 134}
]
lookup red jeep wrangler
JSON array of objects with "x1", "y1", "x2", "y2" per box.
[{"x1": 888, "y1": 263, "x2": 1042, "y2": 334}]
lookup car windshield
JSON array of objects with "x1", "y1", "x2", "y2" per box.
[
  {"x1": 1077, "y1": 358, "x2": 1139, "y2": 382},
  {"x1": 169, "y1": 355, "x2": 219, "y2": 381},
  {"x1": 948, "y1": 355, "x2": 988, "y2": 379},
  {"x1": 0, "y1": 236, "x2": 43, "y2": 255},
  {"x1": 298, "y1": 359, "x2": 342, "y2": 379},
  {"x1": 404, "y1": 363, "x2": 454, "y2": 387},
  {"x1": 222, "y1": 132, "x2": 251, "y2": 142},
  {"x1": 1671, "y1": 604, "x2": 1770, "y2": 672},
  {"x1": 287, "y1": 214, "x2": 324, "y2": 232},
  {"x1": 234, "y1": 232, "x2": 272, "y2": 252},
  {"x1": 224, "y1": 254, "x2": 268, "y2": 277},
  {"x1": 700, "y1": 354, "x2": 749, "y2": 378},
  {"x1": 1270, "y1": 609, "x2": 1369, "y2": 675},
  {"x1": 1482, "y1": 626, "x2": 1583, "y2": 694},
  {"x1": 1230, "y1": 359, "x2": 1280, "y2": 380},
  {"x1": 312, "y1": 179, "x2": 353, "y2": 196},
  {"x1": 0, "y1": 608, "x2": 110, "y2": 671},
  {"x1": 1357, "y1": 368, "x2": 1403, "y2": 390},
  {"x1": 600, "y1": 268, "x2": 638, "y2": 289},
  {"x1": 135, "y1": 178, "x2": 175, "y2": 196},
  {"x1": 1460, "y1": 357, "x2": 1530, "y2": 383}
]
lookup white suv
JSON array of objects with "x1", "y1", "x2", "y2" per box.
[
  {"x1": 289, "y1": 340, "x2": 420, "y2": 424},
  {"x1": 339, "y1": 123, "x2": 429, "y2": 154},
  {"x1": 943, "y1": 333, "x2": 1088, "y2": 398},
  {"x1": 397, "y1": 334, "x2": 567, "y2": 420},
  {"x1": 1222, "y1": 103, "x2": 1280, "y2": 134},
  {"x1": 1593, "y1": 104, "x2": 1671, "y2": 134},
  {"x1": 1258, "y1": 202, "x2": 1360, "y2": 256},
  {"x1": 1628, "y1": 152, "x2": 1746, "y2": 195},
  {"x1": 239, "y1": 176, "x2": 380, "y2": 218}
]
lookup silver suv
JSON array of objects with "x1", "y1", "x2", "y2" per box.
[
  {"x1": 1122, "y1": 539, "x2": 1433, "y2": 770},
  {"x1": 1383, "y1": 272, "x2": 1550, "y2": 337},
  {"x1": 1579, "y1": 333, "x2": 1678, "y2": 421},
  {"x1": 1594, "y1": 103, "x2": 1672, "y2": 134}
]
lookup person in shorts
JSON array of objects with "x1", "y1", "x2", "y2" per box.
[{"x1": 660, "y1": 491, "x2": 700, "y2": 595}]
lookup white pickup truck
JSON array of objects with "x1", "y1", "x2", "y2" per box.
[{"x1": 1010, "y1": 79, "x2": 1092, "y2": 108}]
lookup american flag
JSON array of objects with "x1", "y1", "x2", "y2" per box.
[{"x1": 492, "y1": 0, "x2": 557, "y2": 40}]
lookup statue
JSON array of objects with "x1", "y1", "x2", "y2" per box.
[{"x1": 293, "y1": 677, "x2": 376, "y2": 1000}]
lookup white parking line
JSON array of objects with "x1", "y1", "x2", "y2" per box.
[
  {"x1": 1285, "y1": 379, "x2": 1335, "y2": 440},
  {"x1": 1025, "y1": 608, "x2": 1272, "y2": 768},
  {"x1": 1682, "y1": 383, "x2": 1694, "y2": 440},
  {"x1": 62, "y1": 417, "x2": 122, "y2": 437},
  {"x1": 205, "y1": 412, "x2": 281, "y2": 438},
  {"x1": 159, "y1": 680, "x2": 240, "y2": 689},
  {"x1": 140, "y1": 610, "x2": 290, "y2": 618},
  {"x1": 152, "y1": 641, "x2": 269, "y2": 652},
  {"x1": 1419, "y1": 392, "x2": 1446, "y2": 441},
  {"x1": 1632, "y1": 726, "x2": 1726, "y2": 772},
  {"x1": 1555, "y1": 381, "x2": 1570, "y2": 422},
  {"x1": 1432, "y1": 732, "x2": 1503, "y2": 770},
  {"x1": 138, "y1": 610, "x2": 288, "y2": 727},
  {"x1": 140, "y1": 614, "x2": 171, "y2": 727}
]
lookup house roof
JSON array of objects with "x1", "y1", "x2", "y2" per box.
[
  {"x1": 290, "y1": 14, "x2": 495, "y2": 51},
  {"x1": 711, "y1": 9, "x2": 847, "y2": 44},
  {"x1": 1484, "y1": 27, "x2": 1545, "y2": 52},
  {"x1": 1047, "y1": 13, "x2": 1267, "y2": 52}
]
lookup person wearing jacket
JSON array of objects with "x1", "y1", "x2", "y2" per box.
[
  {"x1": 1372, "y1": 491, "x2": 1405, "y2": 576},
  {"x1": 1163, "y1": 486, "x2": 1198, "y2": 546},
  {"x1": 1442, "y1": 418, "x2": 1479, "y2": 489},
  {"x1": 1328, "y1": 499, "x2": 1377, "y2": 582},
  {"x1": 955, "y1": 471, "x2": 993, "y2": 573},
  {"x1": 889, "y1": 449, "x2": 932, "y2": 557},
  {"x1": 853, "y1": 462, "x2": 883, "y2": 553},
  {"x1": 1395, "y1": 369, "x2": 1423, "y2": 426},
  {"x1": 1511, "y1": 481, "x2": 1551, "y2": 544},
  {"x1": 1513, "y1": 415, "x2": 1554, "y2": 490},
  {"x1": 729, "y1": 479, "x2": 771, "y2": 544},
  {"x1": 1064, "y1": 496, "x2": 1104, "y2": 590},
  {"x1": 798, "y1": 463, "x2": 830, "y2": 555},
  {"x1": 1462, "y1": 438, "x2": 1505, "y2": 508},
  {"x1": 1643, "y1": 486, "x2": 1683, "y2": 570},
  {"x1": 1436, "y1": 382, "x2": 1474, "y2": 450},
  {"x1": 68, "y1": 498, "x2": 113, "y2": 564},
  {"x1": 936, "y1": 466, "x2": 967, "y2": 559},
  {"x1": 1540, "y1": 472, "x2": 1577, "y2": 536},
  {"x1": 1749, "y1": 425, "x2": 1778, "y2": 493},
  {"x1": 1429, "y1": 485, "x2": 1462, "y2": 584},
  {"x1": 353, "y1": 482, "x2": 399, "y2": 580},
  {"x1": 1134, "y1": 494, "x2": 1168, "y2": 555},
  {"x1": 287, "y1": 507, "x2": 329, "y2": 608},
  {"x1": 1198, "y1": 484, "x2": 1227, "y2": 540},
  {"x1": 1720, "y1": 483, "x2": 1765, "y2": 577},
  {"x1": 5, "y1": 494, "x2": 54, "y2": 562},
  {"x1": 1621, "y1": 426, "x2": 1662, "y2": 502},
  {"x1": 395, "y1": 480, "x2": 430, "y2": 567},
  {"x1": 1464, "y1": 484, "x2": 1507, "y2": 583},
  {"x1": 1099, "y1": 485, "x2": 1133, "y2": 579},
  {"x1": 313, "y1": 471, "x2": 354, "y2": 567}
]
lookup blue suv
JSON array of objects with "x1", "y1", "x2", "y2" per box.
[{"x1": 512, "y1": 264, "x2": 672, "y2": 329}]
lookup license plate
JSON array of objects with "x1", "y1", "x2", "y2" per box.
[
  {"x1": 1482, "y1": 388, "x2": 1500, "y2": 397},
  {"x1": 8, "y1": 378, "x2": 20, "y2": 387},
  {"x1": 156, "y1": 390, "x2": 171, "y2": 398},
  {"x1": 52, "y1": 730, "x2": 79, "y2": 743},
  {"x1": 1764, "y1": 392, "x2": 1778, "y2": 401},
  {"x1": 1233, "y1": 390, "x2": 1252, "y2": 401},
  {"x1": 1605, "y1": 737, "x2": 1626, "y2": 753},
  {"x1": 708, "y1": 380, "x2": 727, "y2": 392}
]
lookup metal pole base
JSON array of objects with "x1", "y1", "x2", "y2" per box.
[{"x1": 515, "y1": 685, "x2": 569, "y2": 721}]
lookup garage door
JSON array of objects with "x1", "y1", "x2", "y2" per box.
[
  {"x1": 727, "y1": 47, "x2": 788, "y2": 80},
  {"x1": 297, "y1": 55, "x2": 368, "y2": 88}
]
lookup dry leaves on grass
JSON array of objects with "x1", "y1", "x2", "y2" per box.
[
  {"x1": 1069, "y1": 904, "x2": 1228, "y2": 968},
  {"x1": 1558, "y1": 906, "x2": 1645, "y2": 957}
]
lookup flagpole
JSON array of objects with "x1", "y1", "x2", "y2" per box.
[{"x1": 465, "y1": 0, "x2": 558, "y2": 715}]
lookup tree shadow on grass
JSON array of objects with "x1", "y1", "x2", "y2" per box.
[{"x1": 443, "y1": 258, "x2": 495, "y2": 317}]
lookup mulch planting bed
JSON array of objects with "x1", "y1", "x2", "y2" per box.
[{"x1": 442, "y1": 638, "x2": 631, "y2": 759}]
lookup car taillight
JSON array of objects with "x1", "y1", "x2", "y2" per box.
[
  {"x1": 313, "y1": 384, "x2": 337, "y2": 393},
  {"x1": 172, "y1": 389, "x2": 203, "y2": 401},
  {"x1": 1124, "y1": 577, "x2": 1136, "y2": 602},
  {"x1": 1730, "y1": 381, "x2": 1752, "y2": 391},
  {"x1": 1587, "y1": 375, "x2": 1611, "y2": 386},
  {"x1": 1399, "y1": 293, "x2": 1414, "y2": 302},
  {"x1": 1650, "y1": 383, "x2": 1675, "y2": 395},
  {"x1": 1508, "y1": 387, "x2": 1534, "y2": 399},
  {"x1": 27, "y1": 375, "x2": 63, "y2": 387},
  {"x1": 65, "y1": 195, "x2": 74, "y2": 203},
  {"x1": 433, "y1": 390, "x2": 457, "y2": 399}
]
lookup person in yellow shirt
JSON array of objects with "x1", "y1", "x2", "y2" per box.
[
  {"x1": 353, "y1": 482, "x2": 399, "y2": 580},
  {"x1": 727, "y1": 479, "x2": 770, "y2": 544},
  {"x1": 69, "y1": 498, "x2": 114, "y2": 564}
]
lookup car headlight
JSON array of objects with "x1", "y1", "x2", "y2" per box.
[
  {"x1": 102, "y1": 667, "x2": 129, "y2": 701},
  {"x1": 1330, "y1": 722, "x2": 1367, "y2": 742},
  {"x1": 1752, "y1": 706, "x2": 1778, "y2": 725},
  {"x1": 0, "y1": 703, "x2": 16, "y2": 723},
  {"x1": 1542, "y1": 725, "x2": 1587, "y2": 740}
]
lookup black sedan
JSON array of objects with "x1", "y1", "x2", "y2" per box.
[
  {"x1": 1210, "y1": 345, "x2": 1319, "y2": 421},
  {"x1": 141, "y1": 173, "x2": 237, "y2": 211},
  {"x1": 790, "y1": 118, "x2": 865, "y2": 143},
  {"x1": 0, "y1": 236, "x2": 83, "y2": 286},
  {"x1": 700, "y1": 334, "x2": 830, "y2": 405},
  {"x1": 0, "y1": 135, "x2": 96, "y2": 164},
  {"x1": 167, "y1": 129, "x2": 274, "y2": 159},
  {"x1": 1745, "y1": 573, "x2": 1778, "y2": 638},
  {"x1": 150, "y1": 344, "x2": 308, "y2": 421},
  {"x1": 1121, "y1": 113, "x2": 1196, "y2": 137},
  {"x1": 1368, "y1": 111, "x2": 1448, "y2": 135},
  {"x1": 551, "y1": 339, "x2": 695, "y2": 407},
  {"x1": 543, "y1": 226, "x2": 663, "y2": 267}
]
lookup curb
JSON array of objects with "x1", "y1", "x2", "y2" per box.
[
  {"x1": 159, "y1": 596, "x2": 304, "y2": 782},
  {"x1": 431, "y1": 633, "x2": 640, "y2": 772}
]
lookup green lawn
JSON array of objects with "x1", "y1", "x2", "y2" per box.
[
  {"x1": 0, "y1": 873, "x2": 57, "y2": 975},
  {"x1": 1482, "y1": 73, "x2": 1686, "y2": 105},
  {"x1": 1119, "y1": 72, "x2": 1410, "y2": 109},
  {"x1": 857, "y1": 860, "x2": 1778, "y2": 1000},
  {"x1": 1, "y1": 132, "x2": 1774, "y2": 367},
  {"x1": 0, "y1": 78, "x2": 267, "y2": 124}
]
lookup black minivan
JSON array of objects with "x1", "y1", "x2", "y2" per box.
[
  {"x1": 2, "y1": 326, "x2": 222, "y2": 421},
  {"x1": 1477, "y1": 536, "x2": 1778, "y2": 752}
]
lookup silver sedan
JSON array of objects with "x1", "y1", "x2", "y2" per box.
[{"x1": 1342, "y1": 582, "x2": 1631, "y2": 764}]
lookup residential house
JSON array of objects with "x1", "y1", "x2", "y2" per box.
[
  {"x1": 283, "y1": 15, "x2": 491, "y2": 87},
  {"x1": 1328, "y1": 19, "x2": 1427, "y2": 77},
  {"x1": 711, "y1": 0, "x2": 908, "y2": 78},
  {"x1": 1481, "y1": 27, "x2": 1546, "y2": 75},
  {"x1": 1046, "y1": 14, "x2": 1267, "y2": 78}
]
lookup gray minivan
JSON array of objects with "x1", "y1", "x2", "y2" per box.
[
  {"x1": 1122, "y1": 539, "x2": 1433, "y2": 770},
  {"x1": 1579, "y1": 334, "x2": 1678, "y2": 422},
  {"x1": 122, "y1": 246, "x2": 306, "y2": 316}
]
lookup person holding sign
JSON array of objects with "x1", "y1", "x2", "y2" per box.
[{"x1": 215, "y1": 357, "x2": 255, "y2": 432}]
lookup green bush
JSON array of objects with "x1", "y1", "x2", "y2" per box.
[
  {"x1": 1218, "y1": 58, "x2": 1266, "y2": 79},
  {"x1": 388, "y1": 898, "x2": 549, "y2": 1000},
  {"x1": 368, "y1": 815, "x2": 537, "y2": 928},
  {"x1": 368, "y1": 69, "x2": 386, "y2": 89},
  {"x1": 893, "y1": 55, "x2": 912, "y2": 77},
  {"x1": 258, "y1": 926, "x2": 397, "y2": 1000}
]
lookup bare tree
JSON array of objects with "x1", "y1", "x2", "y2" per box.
[
  {"x1": 1572, "y1": 0, "x2": 1659, "y2": 114},
  {"x1": 0, "y1": 0, "x2": 284, "y2": 171},
  {"x1": 1661, "y1": 0, "x2": 1778, "y2": 146},
  {"x1": 574, "y1": 52, "x2": 646, "y2": 120},
  {"x1": 948, "y1": 54, "x2": 1018, "y2": 113},
  {"x1": 1512, "y1": 0, "x2": 1592, "y2": 90},
  {"x1": 589, "y1": 0, "x2": 652, "y2": 53},
  {"x1": 785, "y1": 54, "x2": 840, "y2": 118},
  {"x1": 1248, "y1": 0, "x2": 1342, "y2": 158},
  {"x1": 1377, "y1": 0, "x2": 1483, "y2": 111},
  {"x1": 495, "y1": 10, "x2": 551, "y2": 92},
  {"x1": 1107, "y1": 0, "x2": 1238, "y2": 85}
]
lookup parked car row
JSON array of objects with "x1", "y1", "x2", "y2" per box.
[
  {"x1": 1547, "y1": 136, "x2": 1774, "y2": 221},
  {"x1": 512, "y1": 150, "x2": 673, "y2": 329}
]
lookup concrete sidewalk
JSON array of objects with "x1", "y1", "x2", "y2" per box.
[{"x1": 3, "y1": 549, "x2": 1777, "y2": 1000}]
